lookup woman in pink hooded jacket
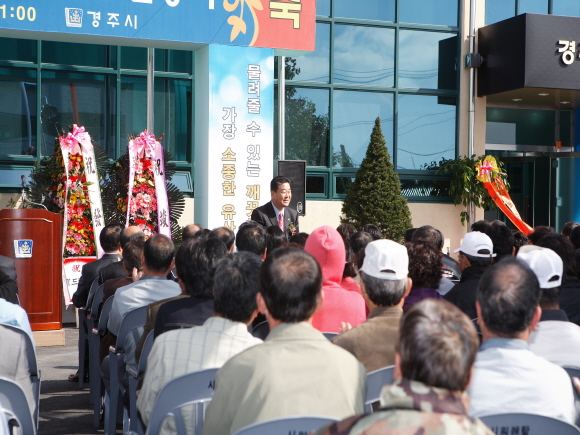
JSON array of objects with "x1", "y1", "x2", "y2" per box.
[{"x1": 305, "y1": 226, "x2": 367, "y2": 332}]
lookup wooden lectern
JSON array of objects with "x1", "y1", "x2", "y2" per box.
[{"x1": 0, "y1": 209, "x2": 63, "y2": 331}]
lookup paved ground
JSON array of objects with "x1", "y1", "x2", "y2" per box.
[{"x1": 36, "y1": 325, "x2": 110, "y2": 435}]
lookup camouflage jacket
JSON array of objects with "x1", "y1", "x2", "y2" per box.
[{"x1": 314, "y1": 379, "x2": 494, "y2": 435}]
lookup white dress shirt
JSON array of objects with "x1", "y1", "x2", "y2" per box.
[
  {"x1": 529, "y1": 320, "x2": 580, "y2": 368},
  {"x1": 468, "y1": 338, "x2": 576, "y2": 424}
]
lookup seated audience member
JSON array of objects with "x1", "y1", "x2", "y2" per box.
[
  {"x1": 471, "y1": 219, "x2": 490, "y2": 234},
  {"x1": 404, "y1": 227, "x2": 417, "y2": 243},
  {"x1": 337, "y1": 224, "x2": 361, "y2": 294},
  {"x1": 209, "y1": 226, "x2": 235, "y2": 253},
  {"x1": 265, "y1": 225, "x2": 286, "y2": 258},
  {"x1": 412, "y1": 225, "x2": 460, "y2": 293},
  {"x1": 154, "y1": 238, "x2": 228, "y2": 337},
  {"x1": 485, "y1": 220, "x2": 515, "y2": 261},
  {"x1": 289, "y1": 232, "x2": 309, "y2": 247},
  {"x1": 0, "y1": 297, "x2": 33, "y2": 342},
  {"x1": 72, "y1": 223, "x2": 123, "y2": 308},
  {"x1": 202, "y1": 247, "x2": 366, "y2": 435},
  {"x1": 518, "y1": 246, "x2": 580, "y2": 367},
  {"x1": 528, "y1": 225, "x2": 555, "y2": 245},
  {"x1": 570, "y1": 225, "x2": 580, "y2": 277},
  {"x1": 468, "y1": 257, "x2": 576, "y2": 423},
  {"x1": 181, "y1": 223, "x2": 203, "y2": 243},
  {"x1": 70, "y1": 222, "x2": 123, "y2": 382},
  {"x1": 304, "y1": 226, "x2": 366, "y2": 333},
  {"x1": 107, "y1": 234, "x2": 180, "y2": 337},
  {"x1": 236, "y1": 221, "x2": 267, "y2": 258},
  {"x1": 103, "y1": 239, "x2": 144, "y2": 303},
  {"x1": 0, "y1": 254, "x2": 16, "y2": 282},
  {"x1": 562, "y1": 221, "x2": 580, "y2": 239},
  {"x1": 317, "y1": 299, "x2": 493, "y2": 435},
  {"x1": 0, "y1": 325, "x2": 36, "y2": 422},
  {"x1": 512, "y1": 229, "x2": 529, "y2": 255},
  {"x1": 444, "y1": 232, "x2": 494, "y2": 320},
  {"x1": 362, "y1": 223, "x2": 382, "y2": 240},
  {"x1": 98, "y1": 226, "x2": 145, "y2": 285},
  {"x1": 0, "y1": 269, "x2": 18, "y2": 305},
  {"x1": 332, "y1": 240, "x2": 411, "y2": 372},
  {"x1": 351, "y1": 231, "x2": 373, "y2": 270},
  {"x1": 537, "y1": 234, "x2": 580, "y2": 325},
  {"x1": 137, "y1": 252, "x2": 263, "y2": 434},
  {"x1": 403, "y1": 241, "x2": 443, "y2": 310}
]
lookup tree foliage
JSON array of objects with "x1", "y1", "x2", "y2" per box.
[{"x1": 341, "y1": 117, "x2": 412, "y2": 243}]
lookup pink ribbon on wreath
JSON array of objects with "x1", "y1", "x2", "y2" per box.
[
  {"x1": 129, "y1": 130, "x2": 157, "y2": 158},
  {"x1": 59, "y1": 124, "x2": 92, "y2": 155}
]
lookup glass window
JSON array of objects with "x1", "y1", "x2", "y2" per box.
[
  {"x1": 332, "y1": 90, "x2": 394, "y2": 168},
  {"x1": 336, "y1": 176, "x2": 355, "y2": 195},
  {"x1": 553, "y1": 0, "x2": 580, "y2": 16},
  {"x1": 317, "y1": 0, "x2": 330, "y2": 17},
  {"x1": 397, "y1": 94, "x2": 456, "y2": 170},
  {"x1": 285, "y1": 87, "x2": 329, "y2": 166},
  {"x1": 306, "y1": 175, "x2": 326, "y2": 194},
  {"x1": 0, "y1": 68, "x2": 37, "y2": 156},
  {"x1": 41, "y1": 71, "x2": 117, "y2": 158},
  {"x1": 519, "y1": 0, "x2": 548, "y2": 14},
  {"x1": 120, "y1": 76, "x2": 147, "y2": 150},
  {"x1": 121, "y1": 47, "x2": 147, "y2": 70},
  {"x1": 42, "y1": 41, "x2": 113, "y2": 68},
  {"x1": 154, "y1": 78, "x2": 192, "y2": 162},
  {"x1": 399, "y1": 0, "x2": 458, "y2": 26},
  {"x1": 0, "y1": 38, "x2": 37, "y2": 63},
  {"x1": 334, "y1": 25, "x2": 395, "y2": 87},
  {"x1": 398, "y1": 31, "x2": 457, "y2": 90},
  {"x1": 334, "y1": 0, "x2": 395, "y2": 22},
  {"x1": 155, "y1": 49, "x2": 192, "y2": 74},
  {"x1": 287, "y1": 23, "x2": 330, "y2": 83},
  {"x1": 486, "y1": 0, "x2": 516, "y2": 24}
]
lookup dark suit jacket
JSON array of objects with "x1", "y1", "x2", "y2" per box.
[
  {"x1": 153, "y1": 296, "x2": 214, "y2": 338},
  {"x1": 0, "y1": 269, "x2": 18, "y2": 304},
  {"x1": 72, "y1": 253, "x2": 122, "y2": 308},
  {"x1": 250, "y1": 202, "x2": 299, "y2": 240},
  {"x1": 0, "y1": 255, "x2": 16, "y2": 282},
  {"x1": 99, "y1": 261, "x2": 126, "y2": 285}
]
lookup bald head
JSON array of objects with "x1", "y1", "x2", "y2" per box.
[
  {"x1": 477, "y1": 257, "x2": 541, "y2": 338},
  {"x1": 182, "y1": 224, "x2": 203, "y2": 242},
  {"x1": 120, "y1": 226, "x2": 145, "y2": 248}
]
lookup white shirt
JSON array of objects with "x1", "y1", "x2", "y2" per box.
[
  {"x1": 468, "y1": 338, "x2": 576, "y2": 424},
  {"x1": 529, "y1": 320, "x2": 580, "y2": 368},
  {"x1": 137, "y1": 316, "x2": 262, "y2": 434},
  {"x1": 107, "y1": 276, "x2": 180, "y2": 336}
]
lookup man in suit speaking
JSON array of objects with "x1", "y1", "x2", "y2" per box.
[{"x1": 251, "y1": 176, "x2": 299, "y2": 240}]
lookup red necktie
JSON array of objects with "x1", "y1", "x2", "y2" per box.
[{"x1": 278, "y1": 212, "x2": 284, "y2": 231}]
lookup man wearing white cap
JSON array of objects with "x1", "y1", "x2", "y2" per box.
[
  {"x1": 332, "y1": 240, "x2": 412, "y2": 372},
  {"x1": 519, "y1": 246, "x2": 580, "y2": 368},
  {"x1": 444, "y1": 231, "x2": 495, "y2": 320}
]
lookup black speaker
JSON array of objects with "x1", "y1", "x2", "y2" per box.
[{"x1": 277, "y1": 160, "x2": 306, "y2": 216}]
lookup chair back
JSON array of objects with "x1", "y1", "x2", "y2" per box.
[
  {"x1": 563, "y1": 366, "x2": 580, "y2": 400},
  {"x1": 86, "y1": 278, "x2": 101, "y2": 310},
  {"x1": 480, "y1": 412, "x2": 580, "y2": 434},
  {"x1": 322, "y1": 332, "x2": 338, "y2": 340},
  {"x1": 98, "y1": 296, "x2": 115, "y2": 335},
  {"x1": 115, "y1": 306, "x2": 148, "y2": 352},
  {"x1": 88, "y1": 284, "x2": 105, "y2": 320},
  {"x1": 364, "y1": 365, "x2": 394, "y2": 413},
  {"x1": 232, "y1": 416, "x2": 339, "y2": 435},
  {"x1": 146, "y1": 368, "x2": 219, "y2": 435},
  {"x1": 251, "y1": 321, "x2": 269, "y2": 340},
  {"x1": 0, "y1": 377, "x2": 36, "y2": 435},
  {"x1": 139, "y1": 330, "x2": 155, "y2": 374},
  {"x1": 0, "y1": 324, "x2": 40, "y2": 426}
]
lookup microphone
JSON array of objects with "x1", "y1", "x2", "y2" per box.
[{"x1": 21, "y1": 175, "x2": 26, "y2": 189}]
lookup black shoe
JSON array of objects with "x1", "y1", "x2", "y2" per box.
[{"x1": 68, "y1": 372, "x2": 89, "y2": 382}]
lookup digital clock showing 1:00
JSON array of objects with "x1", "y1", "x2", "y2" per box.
[{"x1": 0, "y1": 5, "x2": 36, "y2": 21}]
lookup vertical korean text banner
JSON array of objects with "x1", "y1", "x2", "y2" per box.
[{"x1": 208, "y1": 45, "x2": 274, "y2": 231}]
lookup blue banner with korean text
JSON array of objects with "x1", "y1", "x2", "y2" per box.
[{"x1": 0, "y1": 0, "x2": 314, "y2": 51}]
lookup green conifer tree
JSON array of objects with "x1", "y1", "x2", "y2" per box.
[{"x1": 341, "y1": 116, "x2": 412, "y2": 243}]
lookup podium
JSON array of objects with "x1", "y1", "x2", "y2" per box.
[{"x1": 0, "y1": 209, "x2": 63, "y2": 331}]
